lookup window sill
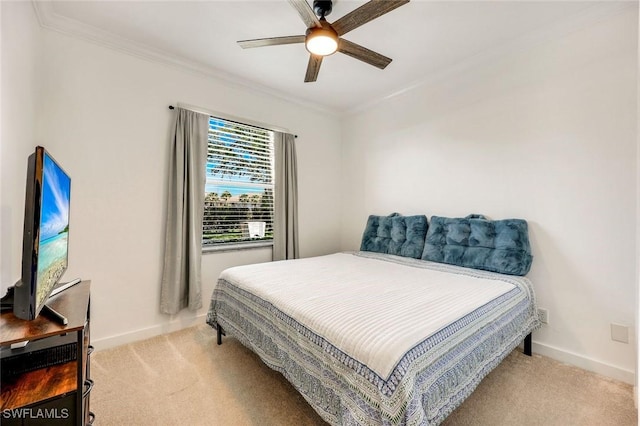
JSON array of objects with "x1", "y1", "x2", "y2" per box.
[{"x1": 203, "y1": 241, "x2": 273, "y2": 254}]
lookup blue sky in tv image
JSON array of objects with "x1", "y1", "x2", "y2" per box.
[
  {"x1": 40, "y1": 153, "x2": 70, "y2": 241},
  {"x1": 35, "y1": 153, "x2": 71, "y2": 308}
]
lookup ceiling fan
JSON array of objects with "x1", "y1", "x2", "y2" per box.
[{"x1": 237, "y1": 0, "x2": 410, "y2": 83}]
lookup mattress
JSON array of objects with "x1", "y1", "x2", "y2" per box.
[{"x1": 207, "y1": 251, "x2": 539, "y2": 425}]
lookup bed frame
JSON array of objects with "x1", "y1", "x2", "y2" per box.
[
  {"x1": 523, "y1": 332, "x2": 532, "y2": 356},
  {"x1": 216, "y1": 324, "x2": 533, "y2": 356}
]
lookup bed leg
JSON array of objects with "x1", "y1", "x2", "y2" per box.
[
  {"x1": 217, "y1": 325, "x2": 225, "y2": 345},
  {"x1": 523, "y1": 333, "x2": 532, "y2": 356}
]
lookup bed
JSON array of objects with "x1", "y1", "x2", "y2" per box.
[{"x1": 206, "y1": 214, "x2": 540, "y2": 425}]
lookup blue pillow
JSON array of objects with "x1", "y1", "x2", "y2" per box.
[
  {"x1": 360, "y1": 213, "x2": 428, "y2": 259},
  {"x1": 422, "y1": 215, "x2": 533, "y2": 276}
]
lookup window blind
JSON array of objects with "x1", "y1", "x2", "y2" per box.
[{"x1": 203, "y1": 116, "x2": 275, "y2": 246}]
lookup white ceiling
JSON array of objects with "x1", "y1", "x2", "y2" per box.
[{"x1": 35, "y1": 1, "x2": 630, "y2": 114}]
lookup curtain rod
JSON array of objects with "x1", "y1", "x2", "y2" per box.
[{"x1": 169, "y1": 105, "x2": 297, "y2": 138}]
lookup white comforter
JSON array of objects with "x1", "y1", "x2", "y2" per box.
[{"x1": 219, "y1": 252, "x2": 515, "y2": 379}]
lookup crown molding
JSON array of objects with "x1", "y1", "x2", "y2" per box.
[
  {"x1": 31, "y1": 0, "x2": 339, "y2": 118},
  {"x1": 31, "y1": 1, "x2": 637, "y2": 118},
  {"x1": 346, "y1": 1, "x2": 638, "y2": 116}
]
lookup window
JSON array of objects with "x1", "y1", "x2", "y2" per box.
[{"x1": 203, "y1": 116, "x2": 275, "y2": 248}]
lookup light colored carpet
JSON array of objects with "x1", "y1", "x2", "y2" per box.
[{"x1": 90, "y1": 324, "x2": 637, "y2": 426}]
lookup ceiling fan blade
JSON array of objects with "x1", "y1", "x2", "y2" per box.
[
  {"x1": 288, "y1": 0, "x2": 322, "y2": 29},
  {"x1": 304, "y1": 54, "x2": 323, "y2": 82},
  {"x1": 237, "y1": 35, "x2": 305, "y2": 49},
  {"x1": 331, "y1": 0, "x2": 409, "y2": 36},
  {"x1": 338, "y1": 38, "x2": 392, "y2": 69}
]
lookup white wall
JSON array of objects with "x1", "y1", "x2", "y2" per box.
[
  {"x1": 636, "y1": 1, "x2": 640, "y2": 406},
  {"x1": 341, "y1": 8, "x2": 638, "y2": 383},
  {"x1": 1, "y1": 2, "x2": 343, "y2": 348},
  {"x1": 1, "y1": 2, "x2": 42, "y2": 289},
  {"x1": 2, "y1": 1, "x2": 638, "y2": 386}
]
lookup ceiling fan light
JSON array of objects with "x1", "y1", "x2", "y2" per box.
[{"x1": 305, "y1": 27, "x2": 338, "y2": 56}]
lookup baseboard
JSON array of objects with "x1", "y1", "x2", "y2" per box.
[
  {"x1": 532, "y1": 340, "x2": 635, "y2": 385},
  {"x1": 92, "y1": 313, "x2": 208, "y2": 351}
]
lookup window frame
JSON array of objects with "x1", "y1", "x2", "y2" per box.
[{"x1": 202, "y1": 115, "x2": 276, "y2": 253}]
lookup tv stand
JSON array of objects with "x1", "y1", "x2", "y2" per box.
[
  {"x1": 0, "y1": 281, "x2": 94, "y2": 425},
  {"x1": 41, "y1": 303, "x2": 68, "y2": 325},
  {"x1": 51, "y1": 278, "x2": 82, "y2": 297},
  {"x1": 0, "y1": 278, "x2": 82, "y2": 319}
]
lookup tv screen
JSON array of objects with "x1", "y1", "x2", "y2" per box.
[{"x1": 13, "y1": 146, "x2": 71, "y2": 320}]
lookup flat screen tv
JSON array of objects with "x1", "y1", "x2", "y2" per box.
[{"x1": 12, "y1": 146, "x2": 72, "y2": 322}]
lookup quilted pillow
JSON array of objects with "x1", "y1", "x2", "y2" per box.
[
  {"x1": 421, "y1": 215, "x2": 533, "y2": 276},
  {"x1": 360, "y1": 213, "x2": 428, "y2": 259}
]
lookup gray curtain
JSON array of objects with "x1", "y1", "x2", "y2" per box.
[
  {"x1": 160, "y1": 107, "x2": 209, "y2": 314},
  {"x1": 273, "y1": 132, "x2": 299, "y2": 261}
]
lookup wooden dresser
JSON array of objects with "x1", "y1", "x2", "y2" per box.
[{"x1": 0, "y1": 281, "x2": 94, "y2": 425}]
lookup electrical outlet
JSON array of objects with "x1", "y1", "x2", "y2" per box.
[
  {"x1": 611, "y1": 323, "x2": 629, "y2": 344},
  {"x1": 538, "y1": 308, "x2": 549, "y2": 324}
]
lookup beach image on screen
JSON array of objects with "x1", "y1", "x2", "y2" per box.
[{"x1": 36, "y1": 154, "x2": 70, "y2": 309}]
